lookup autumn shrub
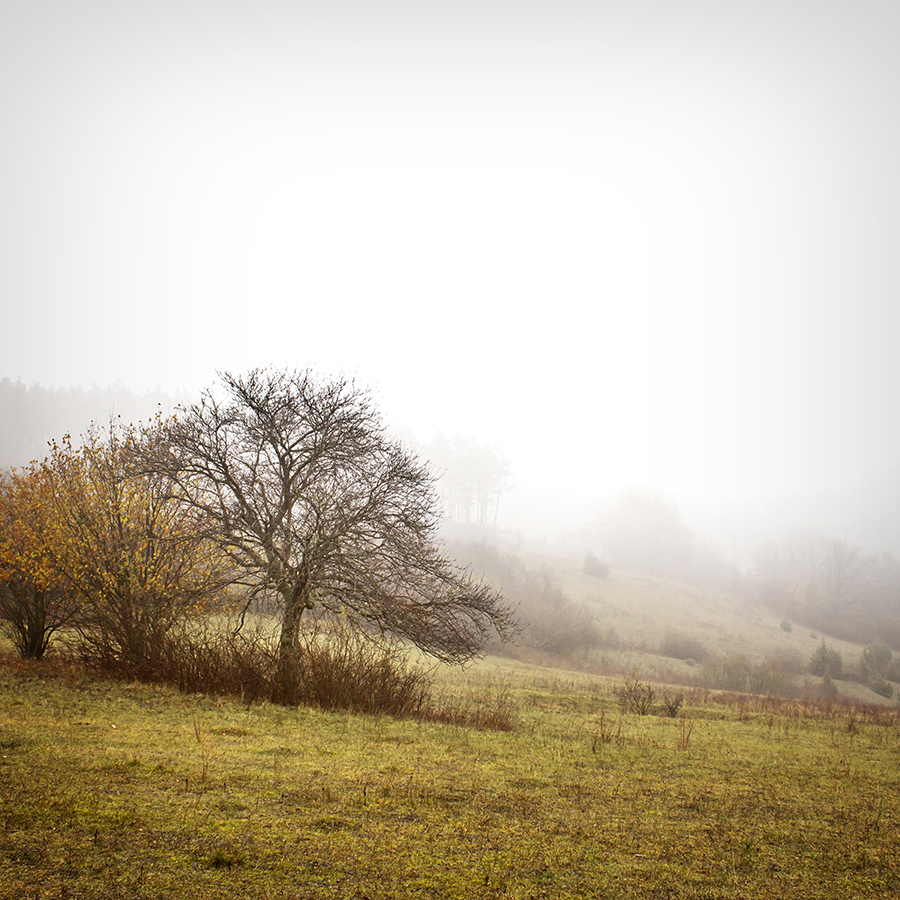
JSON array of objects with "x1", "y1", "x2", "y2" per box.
[
  {"x1": 36, "y1": 425, "x2": 229, "y2": 679},
  {"x1": 154, "y1": 620, "x2": 276, "y2": 701},
  {"x1": 155, "y1": 616, "x2": 515, "y2": 726},
  {"x1": 0, "y1": 469, "x2": 83, "y2": 659}
]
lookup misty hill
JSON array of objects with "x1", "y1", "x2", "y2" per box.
[{"x1": 449, "y1": 532, "x2": 900, "y2": 706}]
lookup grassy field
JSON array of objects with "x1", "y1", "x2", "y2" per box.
[{"x1": 2, "y1": 653, "x2": 899, "y2": 899}]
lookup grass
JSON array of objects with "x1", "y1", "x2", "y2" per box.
[{"x1": 2, "y1": 654, "x2": 900, "y2": 898}]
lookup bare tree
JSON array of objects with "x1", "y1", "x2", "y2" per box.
[{"x1": 147, "y1": 369, "x2": 514, "y2": 671}]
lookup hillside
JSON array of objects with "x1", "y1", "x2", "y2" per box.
[{"x1": 454, "y1": 535, "x2": 899, "y2": 707}]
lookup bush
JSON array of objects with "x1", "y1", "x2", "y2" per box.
[
  {"x1": 661, "y1": 691, "x2": 684, "y2": 717},
  {"x1": 700, "y1": 652, "x2": 800, "y2": 697},
  {"x1": 159, "y1": 617, "x2": 433, "y2": 719},
  {"x1": 659, "y1": 629, "x2": 708, "y2": 662},
  {"x1": 860, "y1": 641, "x2": 893, "y2": 681},
  {"x1": 147, "y1": 615, "x2": 518, "y2": 727},
  {"x1": 871, "y1": 677, "x2": 894, "y2": 699},
  {"x1": 0, "y1": 470, "x2": 84, "y2": 659},
  {"x1": 810, "y1": 641, "x2": 843, "y2": 679},
  {"x1": 583, "y1": 551, "x2": 610, "y2": 578},
  {"x1": 615, "y1": 671, "x2": 655, "y2": 715},
  {"x1": 154, "y1": 620, "x2": 276, "y2": 701},
  {"x1": 709, "y1": 654, "x2": 752, "y2": 692},
  {"x1": 284, "y1": 626, "x2": 432, "y2": 717}
]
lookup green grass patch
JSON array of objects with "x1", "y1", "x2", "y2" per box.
[{"x1": 2, "y1": 656, "x2": 899, "y2": 898}]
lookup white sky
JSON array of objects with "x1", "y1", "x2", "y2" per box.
[{"x1": 3, "y1": 1, "x2": 899, "y2": 507}]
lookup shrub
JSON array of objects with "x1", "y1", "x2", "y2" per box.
[
  {"x1": 700, "y1": 652, "x2": 800, "y2": 697},
  {"x1": 747, "y1": 656, "x2": 794, "y2": 697},
  {"x1": 780, "y1": 618, "x2": 793, "y2": 633},
  {"x1": 155, "y1": 620, "x2": 276, "y2": 702},
  {"x1": 661, "y1": 691, "x2": 684, "y2": 717},
  {"x1": 659, "y1": 628, "x2": 708, "y2": 662},
  {"x1": 283, "y1": 625, "x2": 432, "y2": 717},
  {"x1": 616, "y1": 671, "x2": 655, "y2": 715},
  {"x1": 0, "y1": 469, "x2": 84, "y2": 659},
  {"x1": 871, "y1": 677, "x2": 894, "y2": 699},
  {"x1": 583, "y1": 551, "x2": 610, "y2": 578},
  {"x1": 36, "y1": 425, "x2": 228, "y2": 678},
  {"x1": 860, "y1": 641, "x2": 893, "y2": 681},
  {"x1": 810, "y1": 641, "x2": 843, "y2": 679}
]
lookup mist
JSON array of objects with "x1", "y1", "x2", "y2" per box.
[{"x1": 2, "y1": 2, "x2": 899, "y2": 565}]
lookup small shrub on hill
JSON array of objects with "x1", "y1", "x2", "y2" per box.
[
  {"x1": 615, "y1": 671, "x2": 655, "y2": 715},
  {"x1": 810, "y1": 641, "x2": 843, "y2": 679},
  {"x1": 860, "y1": 640, "x2": 892, "y2": 681},
  {"x1": 583, "y1": 551, "x2": 610, "y2": 578},
  {"x1": 659, "y1": 628, "x2": 709, "y2": 662},
  {"x1": 699, "y1": 652, "x2": 799, "y2": 696}
]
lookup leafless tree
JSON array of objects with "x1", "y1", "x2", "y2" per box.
[
  {"x1": 813, "y1": 536, "x2": 870, "y2": 612},
  {"x1": 146, "y1": 369, "x2": 514, "y2": 672}
]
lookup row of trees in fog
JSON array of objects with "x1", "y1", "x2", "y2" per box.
[
  {"x1": 592, "y1": 485, "x2": 736, "y2": 588},
  {"x1": 750, "y1": 529, "x2": 900, "y2": 647},
  {"x1": 0, "y1": 369, "x2": 513, "y2": 713},
  {"x1": 425, "y1": 432, "x2": 512, "y2": 527},
  {"x1": 0, "y1": 377, "x2": 187, "y2": 471}
]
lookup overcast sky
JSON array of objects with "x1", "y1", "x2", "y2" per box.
[{"x1": 3, "y1": 1, "x2": 899, "y2": 509}]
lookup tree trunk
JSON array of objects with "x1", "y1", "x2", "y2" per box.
[
  {"x1": 274, "y1": 581, "x2": 309, "y2": 704},
  {"x1": 278, "y1": 595, "x2": 304, "y2": 659}
]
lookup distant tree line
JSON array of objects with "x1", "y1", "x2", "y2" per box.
[
  {"x1": 426, "y1": 432, "x2": 512, "y2": 527},
  {"x1": 749, "y1": 528, "x2": 900, "y2": 649},
  {"x1": 591, "y1": 485, "x2": 737, "y2": 588},
  {"x1": 0, "y1": 377, "x2": 189, "y2": 470}
]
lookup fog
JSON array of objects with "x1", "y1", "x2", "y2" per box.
[{"x1": 3, "y1": 2, "x2": 899, "y2": 563}]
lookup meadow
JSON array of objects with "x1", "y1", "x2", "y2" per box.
[{"x1": 2, "y1": 653, "x2": 899, "y2": 899}]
